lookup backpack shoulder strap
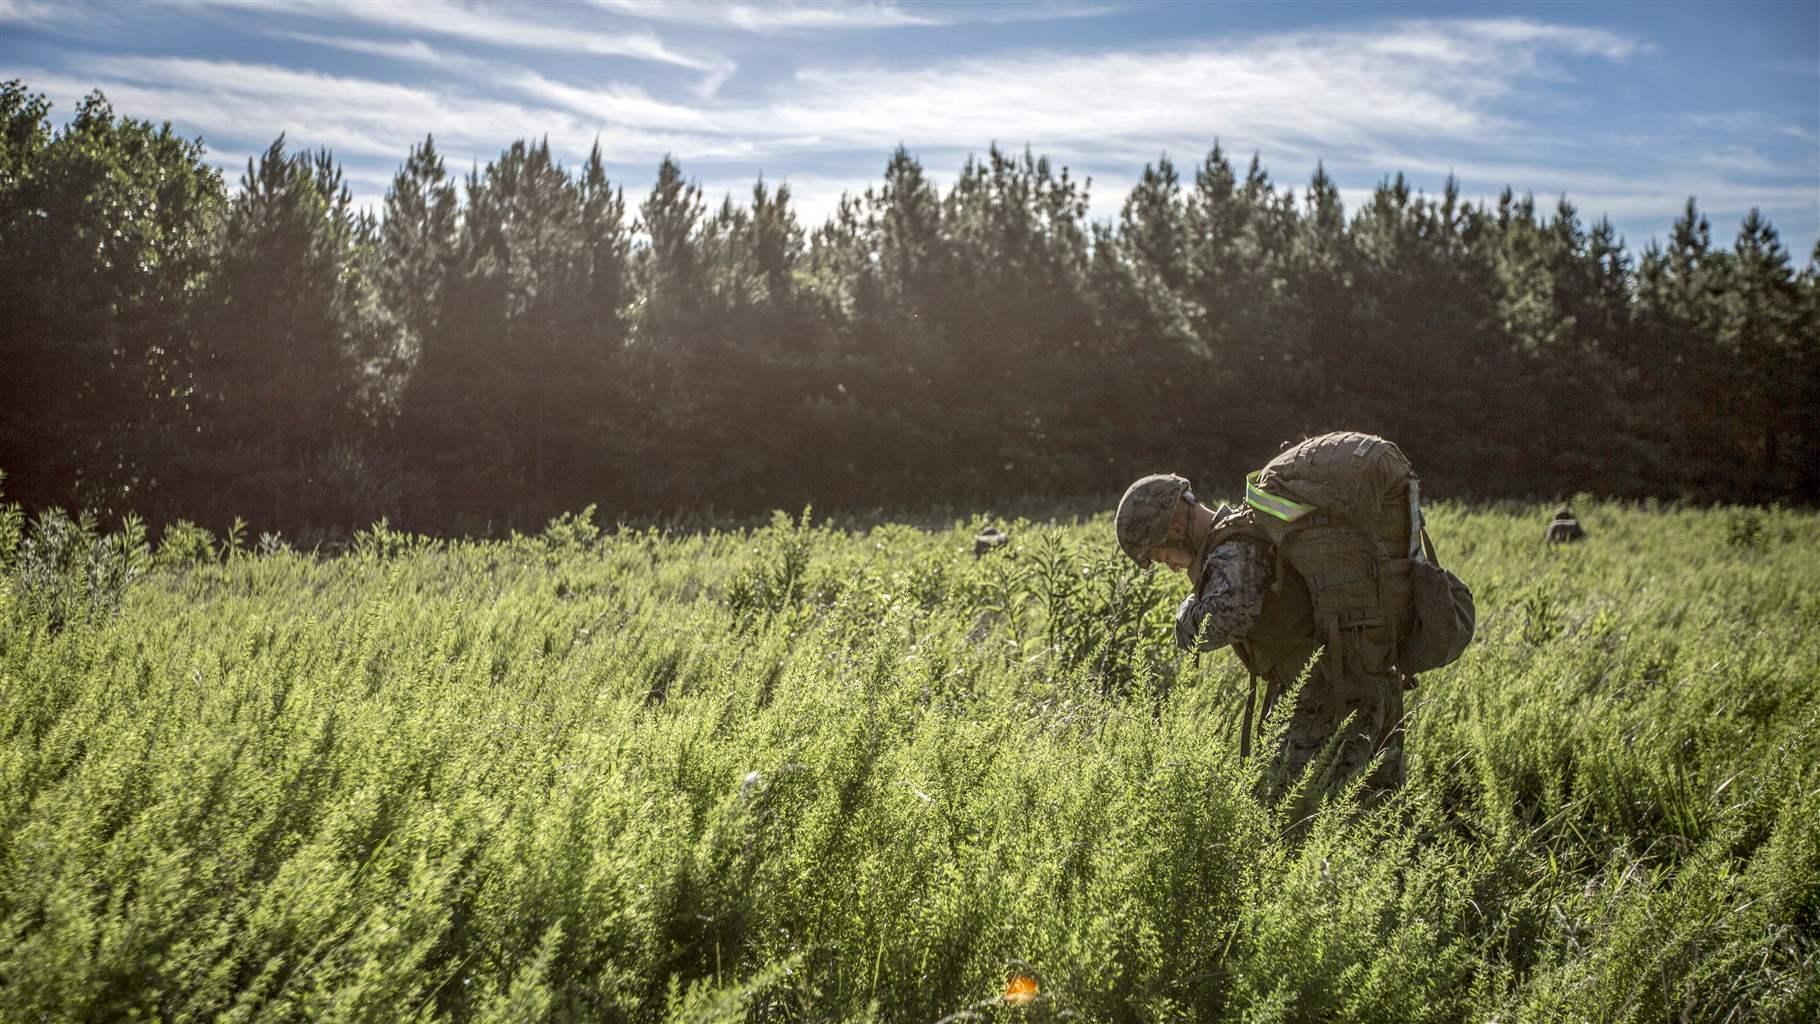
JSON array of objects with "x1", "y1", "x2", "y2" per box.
[{"x1": 1245, "y1": 471, "x2": 1316, "y2": 525}]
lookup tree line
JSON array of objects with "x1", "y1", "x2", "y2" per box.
[{"x1": 3, "y1": 80, "x2": 1817, "y2": 535}]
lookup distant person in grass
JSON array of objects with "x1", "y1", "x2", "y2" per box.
[
  {"x1": 1115, "y1": 432, "x2": 1474, "y2": 802},
  {"x1": 1545, "y1": 504, "x2": 1586, "y2": 543}
]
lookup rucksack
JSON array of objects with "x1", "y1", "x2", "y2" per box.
[{"x1": 1212, "y1": 431, "x2": 1475, "y2": 681}]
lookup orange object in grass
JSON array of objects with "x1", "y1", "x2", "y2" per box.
[{"x1": 1004, "y1": 974, "x2": 1038, "y2": 1006}]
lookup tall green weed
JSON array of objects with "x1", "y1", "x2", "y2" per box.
[{"x1": 0, "y1": 501, "x2": 1813, "y2": 1021}]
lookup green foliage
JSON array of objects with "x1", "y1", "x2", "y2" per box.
[
  {"x1": 196, "y1": 134, "x2": 389, "y2": 528},
  {"x1": 351, "y1": 516, "x2": 439, "y2": 561},
  {"x1": 1, "y1": 501, "x2": 1814, "y2": 1020},
  {"x1": 6, "y1": 506, "x2": 150, "y2": 629},
  {"x1": 1021, "y1": 532, "x2": 1176, "y2": 695},
  {"x1": 1726, "y1": 508, "x2": 1765, "y2": 549},
  {"x1": 725, "y1": 507, "x2": 821, "y2": 629},
  {"x1": 542, "y1": 504, "x2": 603, "y2": 552},
  {"x1": 154, "y1": 519, "x2": 215, "y2": 569},
  {"x1": 0, "y1": 82, "x2": 225, "y2": 514},
  {"x1": 8, "y1": 78, "x2": 1820, "y2": 532},
  {"x1": 0, "y1": 471, "x2": 22, "y2": 571}
]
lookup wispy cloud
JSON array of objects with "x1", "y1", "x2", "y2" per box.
[
  {"x1": 970, "y1": 2, "x2": 1117, "y2": 26},
  {"x1": 753, "y1": 17, "x2": 1644, "y2": 161},
  {"x1": 1686, "y1": 111, "x2": 1818, "y2": 146},
  {"x1": 11, "y1": 16, "x2": 1667, "y2": 179},
  {"x1": 281, "y1": 33, "x2": 470, "y2": 70},
  {"x1": 1694, "y1": 145, "x2": 1782, "y2": 176},
  {"x1": 25, "y1": 56, "x2": 692, "y2": 166},
  {"x1": 595, "y1": 0, "x2": 938, "y2": 33},
  {"x1": 1450, "y1": 18, "x2": 1649, "y2": 61},
  {"x1": 505, "y1": 71, "x2": 722, "y2": 133},
  {"x1": 4, "y1": 8, "x2": 1809, "y2": 253},
  {"x1": 594, "y1": 0, "x2": 1112, "y2": 33},
  {"x1": 2, "y1": 0, "x2": 107, "y2": 28},
  {"x1": 208, "y1": 0, "x2": 732, "y2": 78},
  {"x1": 318, "y1": 16, "x2": 1647, "y2": 165},
  {"x1": 0, "y1": 0, "x2": 58, "y2": 22}
]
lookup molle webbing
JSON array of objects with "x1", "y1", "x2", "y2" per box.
[{"x1": 1246, "y1": 432, "x2": 1423, "y2": 679}]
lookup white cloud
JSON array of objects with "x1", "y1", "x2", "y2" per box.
[
  {"x1": 205, "y1": 0, "x2": 733, "y2": 78},
  {"x1": 1686, "y1": 111, "x2": 1819, "y2": 146},
  {"x1": 1451, "y1": 18, "x2": 1649, "y2": 61},
  {"x1": 756, "y1": 20, "x2": 1591, "y2": 160},
  {"x1": 595, "y1": 0, "x2": 938, "y2": 33},
  {"x1": 29, "y1": 56, "x2": 722, "y2": 167},
  {"x1": 970, "y1": 2, "x2": 1118, "y2": 26},
  {"x1": 492, "y1": 17, "x2": 1616, "y2": 169},
  {"x1": 593, "y1": 0, "x2": 1113, "y2": 33},
  {"x1": 1694, "y1": 145, "x2": 1781, "y2": 176},
  {"x1": 12, "y1": 13, "x2": 1666, "y2": 171},
  {"x1": 0, "y1": 0, "x2": 58, "y2": 22},
  {"x1": 505, "y1": 71, "x2": 722, "y2": 133},
  {"x1": 8, "y1": 10, "x2": 1809, "y2": 251},
  {"x1": 1, "y1": 0, "x2": 116, "y2": 29},
  {"x1": 281, "y1": 33, "x2": 470, "y2": 70}
]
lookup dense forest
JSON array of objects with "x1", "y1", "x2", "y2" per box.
[{"x1": 3, "y1": 80, "x2": 1816, "y2": 535}]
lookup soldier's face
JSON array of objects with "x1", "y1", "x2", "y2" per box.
[
  {"x1": 1144, "y1": 500, "x2": 1196, "y2": 574},
  {"x1": 1146, "y1": 544, "x2": 1194, "y2": 574}
]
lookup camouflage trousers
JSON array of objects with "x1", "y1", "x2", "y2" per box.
[{"x1": 1261, "y1": 660, "x2": 1407, "y2": 802}]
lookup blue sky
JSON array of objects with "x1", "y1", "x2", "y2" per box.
[{"x1": 3, "y1": 0, "x2": 1816, "y2": 260}]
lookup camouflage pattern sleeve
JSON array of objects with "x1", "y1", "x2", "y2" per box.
[{"x1": 1174, "y1": 537, "x2": 1272, "y2": 651}]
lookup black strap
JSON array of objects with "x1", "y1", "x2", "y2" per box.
[
  {"x1": 1242, "y1": 671, "x2": 1288, "y2": 761},
  {"x1": 1240, "y1": 672, "x2": 1257, "y2": 760}
]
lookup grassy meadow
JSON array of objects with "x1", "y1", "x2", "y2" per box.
[{"x1": 0, "y1": 497, "x2": 1816, "y2": 1022}]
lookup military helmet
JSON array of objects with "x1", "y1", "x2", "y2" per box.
[{"x1": 1116, "y1": 473, "x2": 1192, "y2": 566}]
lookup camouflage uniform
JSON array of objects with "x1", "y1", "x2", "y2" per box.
[
  {"x1": 1545, "y1": 505, "x2": 1585, "y2": 543},
  {"x1": 1174, "y1": 531, "x2": 1271, "y2": 651},
  {"x1": 1174, "y1": 528, "x2": 1406, "y2": 798}
]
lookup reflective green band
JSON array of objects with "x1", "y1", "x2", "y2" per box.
[{"x1": 1246, "y1": 472, "x2": 1315, "y2": 522}]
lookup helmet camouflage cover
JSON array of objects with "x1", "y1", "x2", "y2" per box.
[{"x1": 1116, "y1": 473, "x2": 1191, "y2": 566}]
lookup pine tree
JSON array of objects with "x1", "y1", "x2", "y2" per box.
[
  {"x1": 871, "y1": 146, "x2": 951, "y2": 328},
  {"x1": 937, "y1": 145, "x2": 1093, "y2": 490},
  {"x1": 381, "y1": 135, "x2": 458, "y2": 375},
  {"x1": 1720, "y1": 209, "x2": 1804, "y2": 495},
  {"x1": 1184, "y1": 144, "x2": 1265, "y2": 362},
  {"x1": 1794, "y1": 241, "x2": 1820, "y2": 500},
  {"x1": 198, "y1": 137, "x2": 371, "y2": 527},
  {"x1": 637, "y1": 155, "x2": 707, "y2": 344},
  {"x1": 578, "y1": 142, "x2": 631, "y2": 341},
  {"x1": 406, "y1": 137, "x2": 614, "y2": 521},
  {"x1": 1284, "y1": 163, "x2": 1356, "y2": 434},
  {"x1": 1121, "y1": 156, "x2": 1190, "y2": 294}
]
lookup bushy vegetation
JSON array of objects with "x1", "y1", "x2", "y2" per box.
[
  {"x1": 5, "y1": 77, "x2": 1819, "y2": 534},
  {"x1": 1, "y1": 494, "x2": 1815, "y2": 1021}
]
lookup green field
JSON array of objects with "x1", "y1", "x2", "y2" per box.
[{"x1": 1, "y1": 500, "x2": 1816, "y2": 1022}]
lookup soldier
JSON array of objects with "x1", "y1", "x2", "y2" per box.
[
  {"x1": 1115, "y1": 433, "x2": 1473, "y2": 803},
  {"x1": 973, "y1": 525, "x2": 1010, "y2": 558},
  {"x1": 1545, "y1": 505, "x2": 1585, "y2": 543}
]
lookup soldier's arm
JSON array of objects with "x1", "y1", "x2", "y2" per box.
[{"x1": 1173, "y1": 537, "x2": 1272, "y2": 652}]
